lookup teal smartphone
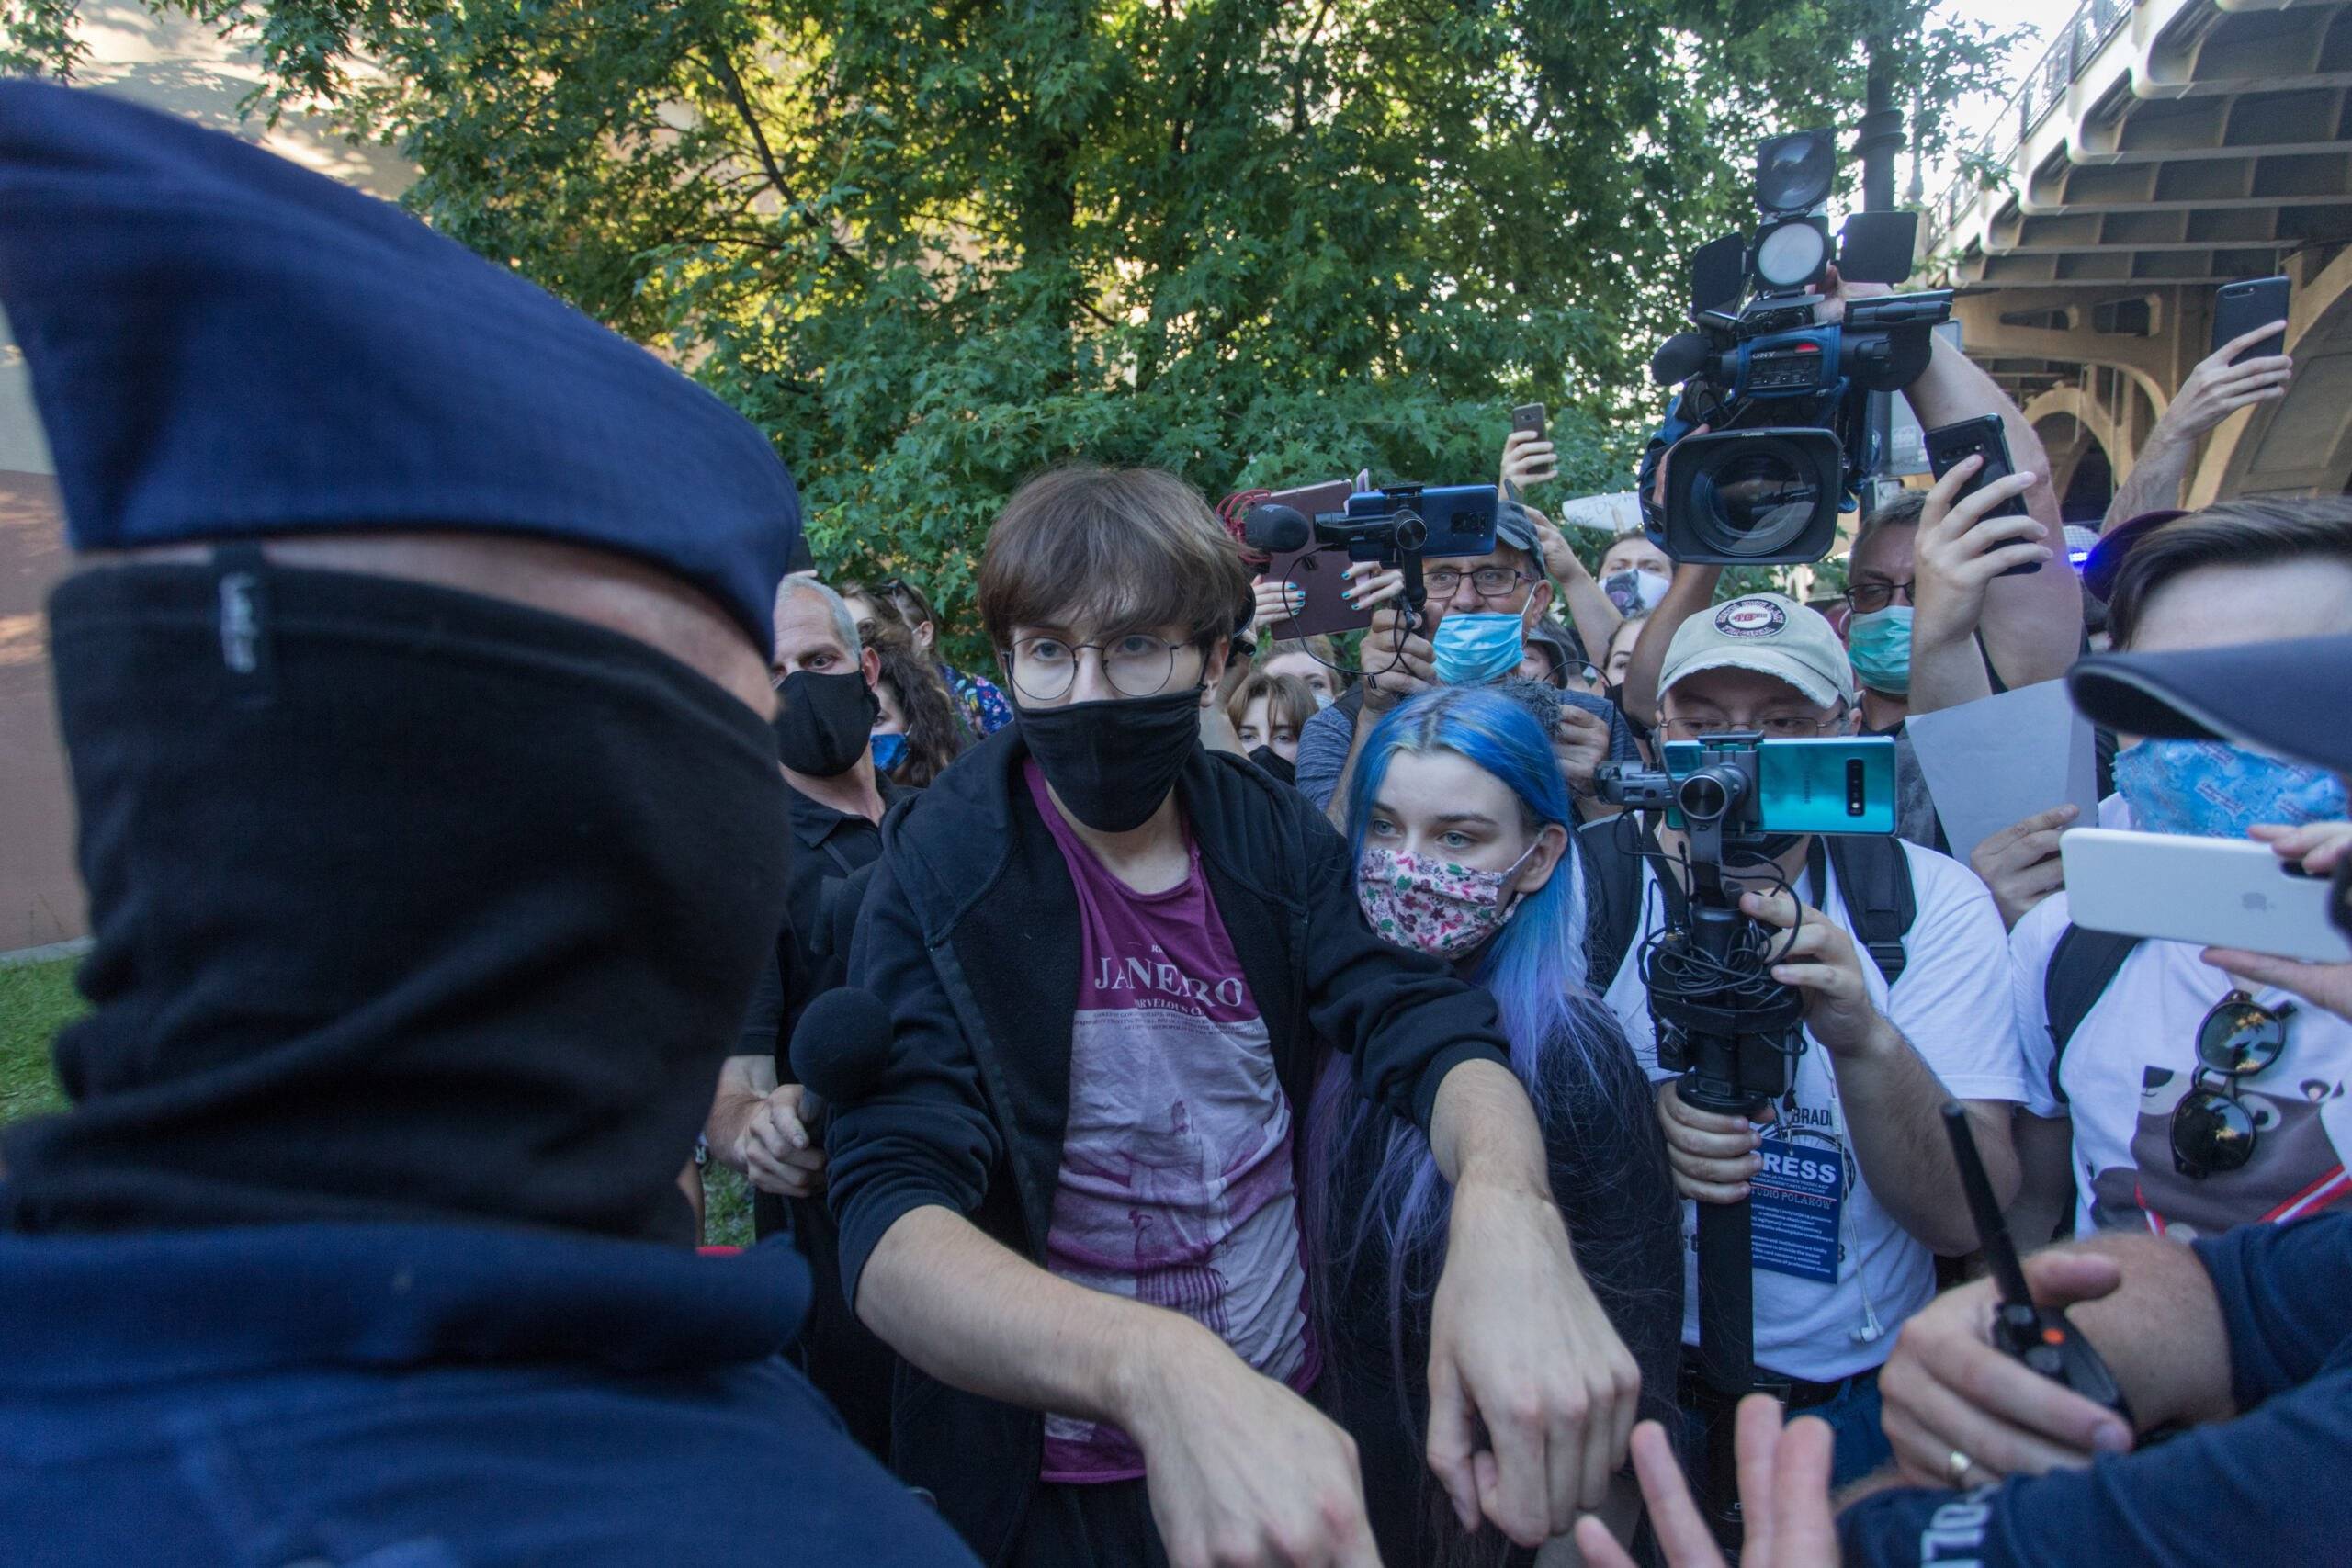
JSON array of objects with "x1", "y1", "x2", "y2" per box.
[{"x1": 1661, "y1": 736, "x2": 1898, "y2": 836}]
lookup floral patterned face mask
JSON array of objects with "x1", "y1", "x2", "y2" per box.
[{"x1": 1357, "y1": 842, "x2": 1538, "y2": 958}]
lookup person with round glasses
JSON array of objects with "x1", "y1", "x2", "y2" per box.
[{"x1": 825, "y1": 465, "x2": 1646, "y2": 1567}]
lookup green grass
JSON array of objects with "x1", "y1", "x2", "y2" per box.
[
  {"x1": 704, "y1": 1161, "x2": 756, "y2": 1249},
  {"x1": 0, "y1": 957, "x2": 80, "y2": 1126}
]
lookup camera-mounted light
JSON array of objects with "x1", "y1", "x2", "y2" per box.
[{"x1": 1752, "y1": 216, "x2": 1831, "y2": 292}]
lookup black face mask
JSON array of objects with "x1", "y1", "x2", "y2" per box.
[
  {"x1": 1017, "y1": 686, "x2": 1203, "y2": 832},
  {"x1": 4, "y1": 556, "x2": 788, "y2": 1242},
  {"x1": 1248, "y1": 745, "x2": 1298, "y2": 787},
  {"x1": 773, "y1": 667, "x2": 879, "y2": 777}
]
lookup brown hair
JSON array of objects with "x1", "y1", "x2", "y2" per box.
[
  {"x1": 2106, "y1": 498, "x2": 2352, "y2": 649},
  {"x1": 867, "y1": 621, "x2": 967, "y2": 787},
  {"x1": 978, "y1": 467, "x2": 1252, "y2": 652},
  {"x1": 874, "y1": 576, "x2": 941, "y2": 633},
  {"x1": 1849, "y1": 491, "x2": 1926, "y2": 565},
  {"x1": 1226, "y1": 672, "x2": 1318, "y2": 743},
  {"x1": 837, "y1": 580, "x2": 914, "y2": 640},
  {"x1": 1255, "y1": 634, "x2": 1345, "y2": 683}
]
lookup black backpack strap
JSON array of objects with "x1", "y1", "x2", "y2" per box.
[
  {"x1": 1814, "y1": 835, "x2": 1917, "y2": 988},
  {"x1": 1577, "y1": 815, "x2": 1650, "y2": 992},
  {"x1": 2041, "y1": 924, "x2": 2142, "y2": 1108}
]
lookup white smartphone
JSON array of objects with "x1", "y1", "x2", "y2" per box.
[{"x1": 2061, "y1": 828, "x2": 2352, "y2": 964}]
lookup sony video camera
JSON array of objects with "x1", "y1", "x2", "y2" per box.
[{"x1": 1637, "y1": 130, "x2": 1952, "y2": 565}]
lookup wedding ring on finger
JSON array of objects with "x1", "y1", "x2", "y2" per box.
[{"x1": 1947, "y1": 1449, "x2": 1975, "y2": 1486}]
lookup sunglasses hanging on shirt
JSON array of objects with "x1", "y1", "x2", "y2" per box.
[{"x1": 2170, "y1": 989, "x2": 2298, "y2": 1179}]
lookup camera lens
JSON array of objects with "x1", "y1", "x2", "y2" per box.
[
  {"x1": 1678, "y1": 772, "x2": 1731, "y2": 825},
  {"x1": 1755, "y1": 130, "x2": 1835, "y2": 213},
  {"x1": 1688, "y1": 443, "x2": 1824, "y2": 558}
]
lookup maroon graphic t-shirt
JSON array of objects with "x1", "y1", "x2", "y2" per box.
[{"x1": 1024, "y1": 763, "x2": 1316, "y2": 1483}]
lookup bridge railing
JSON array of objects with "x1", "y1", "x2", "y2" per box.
[{"x1": 1928, "y1": 0, "x2": 2135, "y2": 244}]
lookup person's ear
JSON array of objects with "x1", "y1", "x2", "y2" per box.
[
  {"x1": 1839, "y1": 700, "x2": 1863, "y2": 735},
  {"x1": 861, "y1": 647, "x2": 882, "y2": 691},
  {"x1": 1202, "y1": 636, "x2": 1231, "y2": 694},
  {"x1": 1522, "y1": 578, "x2": 1555, "y2": 631},
  {"x1": 1512, "y1": 821, "x2": 1572, "y2": 897},
  {"x1": 914, "y1": 619, "x2": 936, "y2": 654}
]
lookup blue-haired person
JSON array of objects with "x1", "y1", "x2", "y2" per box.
[{"x1": 1307, "y1": 686, "x2": 1683, "y2": 1566}]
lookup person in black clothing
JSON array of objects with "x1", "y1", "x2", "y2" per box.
[
  {"x1": 707, "y1": 572, "x2": 909, "y2": 1457},
  {"x1": 1310, "y1": 686, "x2": 1682, "y2": 1566},
  {"x1": 0, "y1": 80, "x2": 969, "y2": 1568},
  {"x1": 827, "y1": 465, "x2": 1645, "y2": 1568}
]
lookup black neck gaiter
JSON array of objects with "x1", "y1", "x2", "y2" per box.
[
  {"x1": 1017, "y1": 686, "x2": 1204, "y2": 832},
  {"x1": 1, "y1": 556, "x2": 788, "y2": 1242}
]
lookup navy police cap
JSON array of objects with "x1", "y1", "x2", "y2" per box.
[{"x1": 0, "y1": 81, "x2": 800, "y2": 652}]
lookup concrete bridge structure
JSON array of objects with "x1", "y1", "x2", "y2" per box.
[{"x1": 1922, "y1": 0, "x2": 2352, "y2": 514}]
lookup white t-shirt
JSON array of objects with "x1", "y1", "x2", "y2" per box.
[
  {"x1": 1601, "y1": 837, "x2": 2029, "y2": 1381},
  {"x1": 2011, "y1": 796, "x2": 2352, "y2": 1239}
]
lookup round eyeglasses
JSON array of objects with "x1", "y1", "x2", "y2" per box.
[{"x1": 1005, "y1": 634, "x2": 1189, "y2": 703}]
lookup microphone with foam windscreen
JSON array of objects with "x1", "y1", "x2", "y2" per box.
[
  {"x1": 788, "y1": 987, "x2": 896, "y2": 1115},
  {"x1": 1240, "y1": 503, "x2": 1312, "y2": 554},
  {"x1": 1651, "y1": 333, "x2": 1713, "y2": 389}
]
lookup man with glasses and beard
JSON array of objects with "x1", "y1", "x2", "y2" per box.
[{"x1": 826, "y1": 465, "x2": 1647, "y2": 1568}]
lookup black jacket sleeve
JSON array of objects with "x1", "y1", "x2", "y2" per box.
[
  {"x1": 1834, "y1": 1215, "x2": 2352, "y2": 1567},
  {"x1": 1292, "y1": 795, "x2": 1513, "y2": 1130},
  {"x1": 824, "y1": 852, "x2": 1003, "y2": 1308}
]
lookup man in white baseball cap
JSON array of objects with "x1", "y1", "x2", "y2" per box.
[{"x1": 1576, "y1": 591, "x2": 2034, "y2": 1496}]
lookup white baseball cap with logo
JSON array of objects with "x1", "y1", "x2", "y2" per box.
[{"x1": 1657, "y1": 592, "x2": 1858, "y2": 710}]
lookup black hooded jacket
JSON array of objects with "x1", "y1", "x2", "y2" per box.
[{"x1": 830, "y1": 721, "x2": 1512, "y2": 1557}]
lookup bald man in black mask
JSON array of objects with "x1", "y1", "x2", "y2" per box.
[{"x1": 0, "y1": 81, "x2": 971, "y2": 1567}]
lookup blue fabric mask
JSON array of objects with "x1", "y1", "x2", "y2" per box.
[
  {"x1": 1846, "y1": 606, "x2": 1912, "y2": 696},
  {"x1": 869, "y1": 731, "x2": 909, "y2": 773},
  {"x1": 2112, "y1": 739, "x2": 2347, "y2": 840},
  {"x1": 1431, "y1": 612, "x2": 1526, "y2": 686}
]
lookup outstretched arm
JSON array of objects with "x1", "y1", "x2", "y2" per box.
[
  {"x1": 1422, "y1": 1057, "x2": 1643, "y2": 1547},
  {"x1": 858, "y1": 1208, "x2": 1380, "y2": 1568}
]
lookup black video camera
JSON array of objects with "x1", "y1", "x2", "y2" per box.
[
  {"x1": 1637, "y1": 130, "x2": 1953, "y2": 565},
  {"x1": 1242, "y1": 482, "x2": 1498, "y2": 615}
]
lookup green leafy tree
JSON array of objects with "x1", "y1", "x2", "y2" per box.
[{"x1": 7, "y1": 0, "x2": 2018, "y2": 660}]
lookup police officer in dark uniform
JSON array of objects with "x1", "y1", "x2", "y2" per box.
[{"x1": 0, "y1": 81, "x2": 973, "y2": 1568}]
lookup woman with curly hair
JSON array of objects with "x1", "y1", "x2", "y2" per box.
[{"x1": 865, "y1": 621, "x2": 967, "y2": 788}]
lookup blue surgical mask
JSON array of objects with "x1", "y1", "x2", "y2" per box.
[
  {"x1": 1431, "y1": 612, "x2": 1525, "y2": 686},
  {"x1": 2112, "y1": 739, "x2": 2347, "y2": 840},
  {"x1": 870, "y1": 730, "x2": 909, "y2": 773},
  {"x1": 1846, "y1": 605, "x2": 1912, "y2": 696}
]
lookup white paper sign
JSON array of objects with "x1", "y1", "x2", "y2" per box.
[{"x1": 1905, "y1": 679, "x2": 2099, "y2": 866}]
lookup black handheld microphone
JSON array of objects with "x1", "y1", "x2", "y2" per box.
[
  {"x1": 788, "y1": 987, "x2": 896, "y2": 1117},
  {"x1": 1940, "y1": 1102, "x2": 2132, "y2": 1421},
  {"x1": 1241, "y1": 503, "x2": 1313, "y2": 554}
]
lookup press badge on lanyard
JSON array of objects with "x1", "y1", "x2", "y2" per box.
[{"x1": 1749, "y1": 1136, "x2": 1844, "y2": 1283}]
